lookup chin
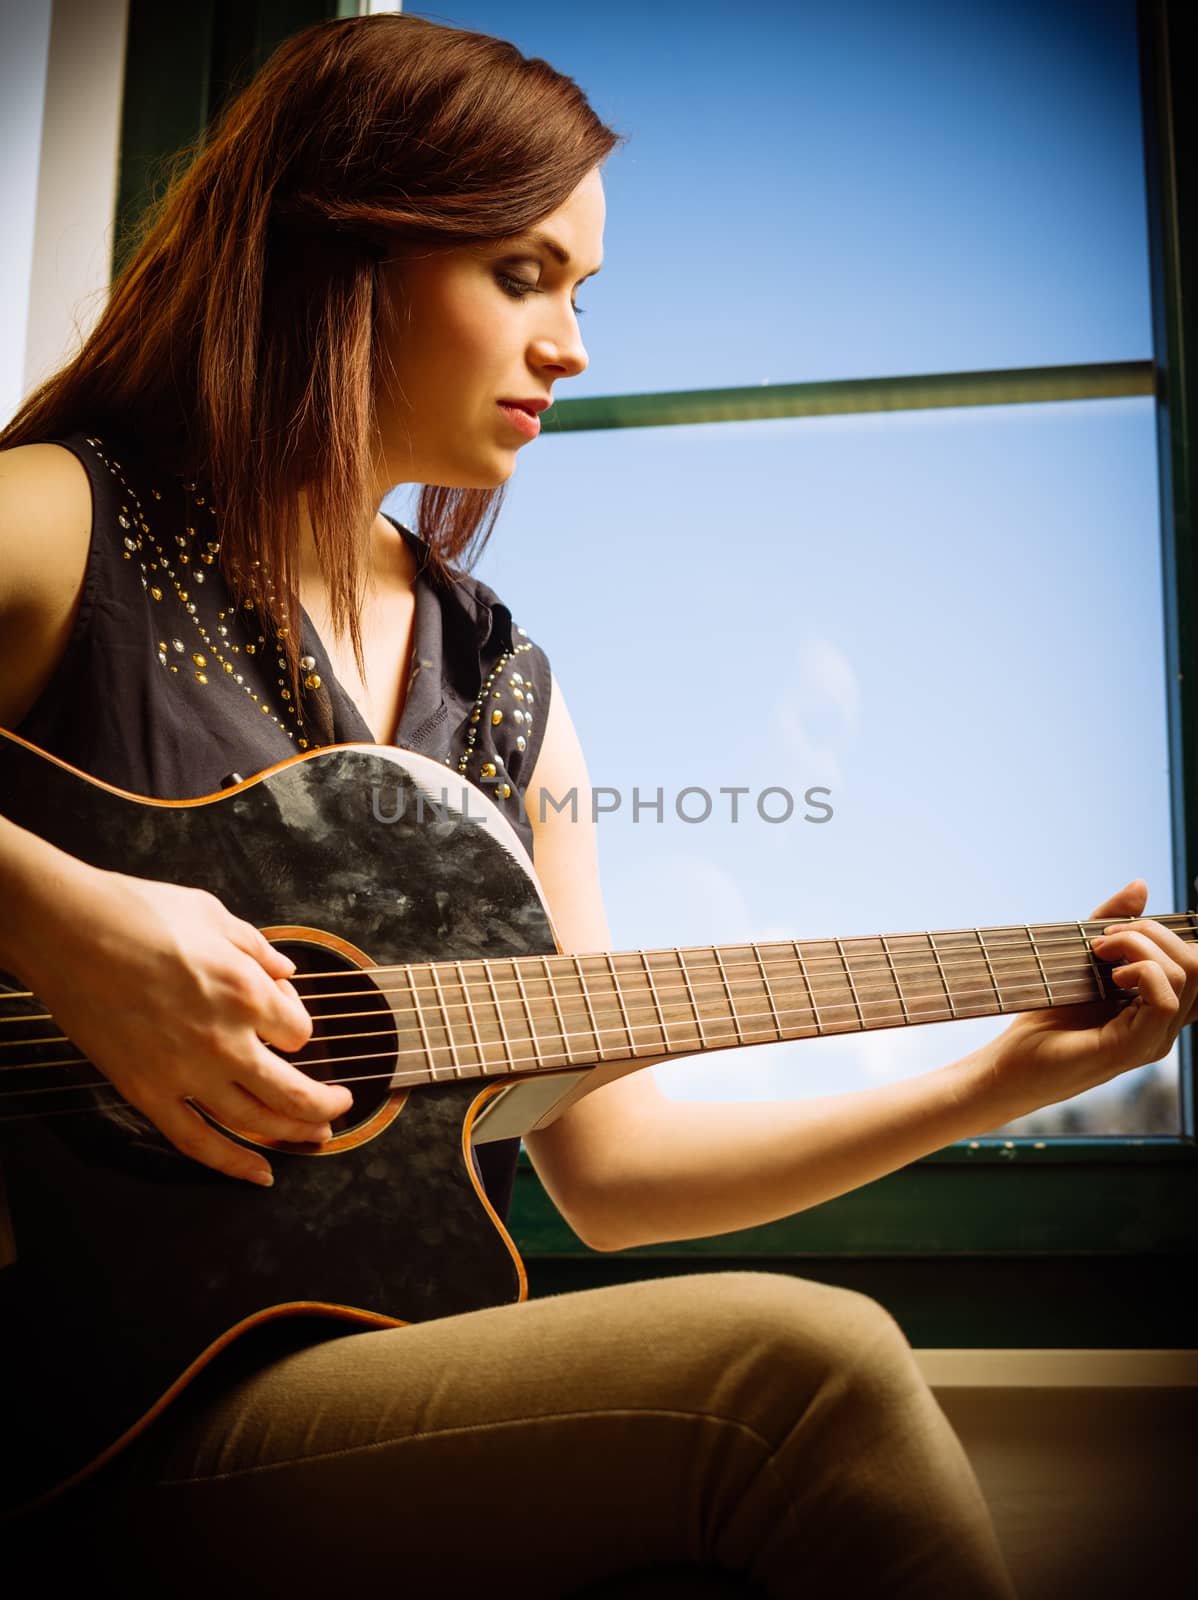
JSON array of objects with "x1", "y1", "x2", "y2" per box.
[{"x1": 427, "y1": 456, "x2": 517, "y2": 491}]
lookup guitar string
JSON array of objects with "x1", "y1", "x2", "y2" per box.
[
  {"x1": 0, "y1": 936, "x2": 1133, "y2": 1053},
  {"x1": 0, "y1": 911, "x2": 1175, "y2": 1080},
  {"x1": 0, "y1": 972, "x2": 1123, "y2": 1105},
  {"x1": 0, "y1": 978, "x2": 1120, "y2": 1124},
  {"x1": 221, "y1": 939, "x2": 1138, "y2": 1015},
  {"x1": 0, "y1": 913, "x2": 1189, "y2": 1010},
  {"x1": 0, "y1": 972, "x2": 1112, "y2": 1117},
  {"x1": 0, "y1": 916, "x2": 1173, "y2": 1040},
  {"x1": 0, "y1": 921, "x2": 1151, "y2": 1056}
]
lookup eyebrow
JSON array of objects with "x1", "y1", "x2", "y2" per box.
[{"x1": 502, "y1": 230, "x2": 603, "y2": 282}]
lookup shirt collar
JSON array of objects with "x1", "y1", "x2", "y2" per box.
[{"x1": 388, "y1": 519, "x2": 514, "y2": 755}]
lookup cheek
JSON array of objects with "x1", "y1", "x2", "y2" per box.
[{"x1": 435, "y1": 283, "x2": 512, "y2": 372}]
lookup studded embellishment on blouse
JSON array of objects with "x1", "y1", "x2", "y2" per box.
[
  {"x1": 456, "y1": 625, "x2": 537, "y2": 803},
  {"x1": 86, "y1": 437, "x2": 314, "y2": 748}
]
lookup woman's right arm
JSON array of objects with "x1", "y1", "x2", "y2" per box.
[{"x1": 0, "y1": 445, "x2": 351, "y2": 1183}]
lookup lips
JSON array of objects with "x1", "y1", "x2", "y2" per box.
[{"x1": 497, "y1": 402, "x2": 542, "y2": 441}]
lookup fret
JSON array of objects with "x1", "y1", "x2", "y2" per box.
[
  {"x1": 573, "y1": 954, "x2": 606, "y2": 1060},
  {"x1": 926, "y1": 933, "x2": 957, "y2": 1019},
  {"x1": 733, "y1": 943, "x2": 781, "y2": 1043},
  {"x1": 611, "y1": 951, "x2": 662, "y2": 1054},
  {"x1": 458, "y1": 960, "x2": 507, "y2": 1073},
  {"x1": 646, "y1": 949, "x2": 703, "y2": 1052},
  {"x1": 985, "y1": 934, "x2": 1042, "y2": 1004},
  {"x1": 1077, "y1": 921, "x2": 1109, "y2": 1003},
  {"x1": 834, "y1": 938, "x2": 865, "y2": 1030},
  {"x1": 684, "y1": 947, "x2": 740, "y2": 1047},
  {"x1": 791, "y1": 942, "x2": 823, "y2": 1034},
  {"x1": 402, "y1": 966, "x2": 437, "y2": 1080},
  {"x1": 796, "y1": 939, "x2": 859, "y2": 1035},
  {"x1": 1034, "y1": 921, "x2": 1100, "y2": 1009},
  {"x1": 481, "y1": 959, "x2": 517, "y2": 1074},
  {"x1": 404, "y1": 966, "x2": 454, "y2": 1081},
  {"x1": 932, "y1": 929, "x2": 994, "y2": 1018},
  {"x1": 1025, "y1": 925, "x2": 1054, "y2": 1004},
  {"x1": 974, "y1": 930, "x2": 1003, "y2": 1011},
  {"x1": 675, "y1": 949, "x2": 707, "y2": 1046},
  {"x1": 751, "y1": 944, "x2": 785, "y2": 1041},
  {"x1": 579, "y1": 952, "x2": 624, "y2": 1057},
  {"x1": 712, "y1": 946, "x2": 745, "y2": 1044},
  {"x1": 541, "y1": 954, "x2": 575, "y2": 1066},
  {"x1": 855, "y1": 933, "x2": 940, "y2": 1023},
  {"x1": 840, "y1": 937, "x2": 905, "y2": 1027},
  {"x1": 382, "y1": 912, "x2": 1189, "y2": 1094},
  {"x1": 879, "y1": 935, "x2": 911, "y2": 1024},
  {"x1": 382, "y1": 968, "x2": 425, "y2": 1087},
  {"x1": 638, "y1": 950, "x2": 670, "y2": 1054},
  {"x1": 604, "y1": 952, "x2": 638, "y2": 1057},
  {"x1": 508, "y1": 957, "x2": 544, "y2": 1073},
  {"x1": 426, "y1": 962, "x2": 462, "y2": 1079},
  {"x1": 450, "y1": 961, "x2": 482, "y2": 1073}
]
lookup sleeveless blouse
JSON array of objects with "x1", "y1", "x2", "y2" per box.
[{"x1": 12, "y1": 431, "x2": 553, "y2": 1218}]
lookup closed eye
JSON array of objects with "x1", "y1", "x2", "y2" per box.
[{"x1": 496, "y1": 272, "x2": 585, "y2": 316}]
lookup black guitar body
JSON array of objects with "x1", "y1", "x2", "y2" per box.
[{"x1": 0, "y1": 735, "x2": 557, "y2": 1512}]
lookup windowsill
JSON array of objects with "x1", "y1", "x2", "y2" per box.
[{"x1": 915, "y1": 1348, "x2": 1198, "y2": 1387}]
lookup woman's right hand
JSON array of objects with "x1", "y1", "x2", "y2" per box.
[{"x1": 8, "y1": 834, "x2": 352, "y2": 1186}]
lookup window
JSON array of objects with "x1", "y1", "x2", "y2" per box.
[
  {"x1": 390, "y1": 0, "x2": 1197, "y2": 1343},
  {"x1": 394, "y1": 0, "x2": 1178, "y2": 1134},
  {"x1": 112, "y1": 0, "x2": 1195, "y2": 1343}
]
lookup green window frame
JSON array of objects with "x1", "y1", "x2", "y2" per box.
[{"x1": 115, "y1": 0, "x2": 1197, "y2": 1346}]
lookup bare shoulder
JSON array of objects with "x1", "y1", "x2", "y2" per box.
[
  {"x1": 526, "y1": 673, "x2": 611, "y2": 954},
  {"x1": 0, "y1": 443, "x2": 94, "y2": 728}
]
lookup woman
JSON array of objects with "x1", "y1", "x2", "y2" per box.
[{"x1": 0, "y1": 13, "x2": 1190, "y2": 1596}]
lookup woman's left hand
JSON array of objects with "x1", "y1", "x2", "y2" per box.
[{"x1": 987, "y1": 879, "x2": 1198, "y2": 1118}]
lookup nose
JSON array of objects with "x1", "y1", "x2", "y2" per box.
[{"x1": 529, "y1": 304, "x2": 588, "y2": 381}]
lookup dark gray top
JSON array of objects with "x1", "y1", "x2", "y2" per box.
[{"x1": 14, "y1": 430, "x2": 554, "y2": 1216}]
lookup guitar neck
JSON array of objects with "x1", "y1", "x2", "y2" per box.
[
  {"x1": 386, "y1": 914, "x2": 1197, "y2": 1087},
  {"x1": 5, "y1": 915, "x2": 1192, "y2": 1110}
]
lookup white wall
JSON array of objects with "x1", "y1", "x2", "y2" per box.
[
  {"x1": 0, "y1": 0, "x2": 127, "y2": 429},
  {"x1": 923, "y1": 1350, "x2": 1198, "y2": 1598},
  {"x1": 0, "y1": 0, "x2": 53, "y2": 427}
]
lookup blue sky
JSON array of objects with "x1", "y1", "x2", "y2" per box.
[
  {"x1": 406, "y1": 0, "x2": 1150, "y2": 387},
  {"x1": 391, "y1": 1, "x2": 1171, "y2": 1124}
]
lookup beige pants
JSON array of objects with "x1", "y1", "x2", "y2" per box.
[{"x1": 35, "y1": 1272, "x2": 1016, "y2": 1597}]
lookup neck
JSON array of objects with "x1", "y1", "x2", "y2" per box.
[{"x1": 372, "y1": 915, "x2": 1193, "y2": 1089}]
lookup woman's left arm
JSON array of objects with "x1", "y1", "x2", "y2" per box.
[{"x1": 524, "y1": 678, "x2": 1198, "y2": 1252}]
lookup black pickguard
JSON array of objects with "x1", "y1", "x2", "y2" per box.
[{"x1": 0, "y1": 734, "x2": 557, "y2": 1513}]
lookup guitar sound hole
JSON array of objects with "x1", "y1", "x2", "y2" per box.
[{"x1": 274, "y1": 940, "x2": 398, "y2": 1136}]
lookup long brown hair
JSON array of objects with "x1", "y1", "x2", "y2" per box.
[{"x1": 2, "y1": 13, "x2": 619, "y2": 676}]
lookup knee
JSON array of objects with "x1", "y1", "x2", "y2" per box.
[
  {"x1": 696, "y1": 1269, "x2": 907, "y2": 1355},
  {"x1": 678, "y1": 1271, "x2": 922, "y2": 1412},
  {"x1": 572, "y1": 1271, "x2": 923, "y2": 1432}
]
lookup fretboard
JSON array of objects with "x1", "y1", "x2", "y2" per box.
[{"x1": 376, "y1": 914, "x2": 1195, "y2": 1087}]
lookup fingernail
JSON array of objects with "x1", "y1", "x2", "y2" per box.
[{"x1": 248, "y1": 1168, "x2": 274, "y2": 1187}]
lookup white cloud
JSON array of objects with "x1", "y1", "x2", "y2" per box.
[
  {"x1": 769, "y1": 636, "x2": 861, "y2": 787},
  {"x1": 607, "y1": 850, "x2": 757, "y2": 950},
  {"x1": 654, "y1": 1013, "x2": 1010, "y2": 1104}
]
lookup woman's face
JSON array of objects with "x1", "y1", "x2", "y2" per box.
[{"x1": 374, "y1": 166, "x2": 605, "y2": 491}]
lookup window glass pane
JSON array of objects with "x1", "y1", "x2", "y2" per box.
[
  {"x1": 390, "y1": 398, "x2": 1177, "y2": 1135},
  {"x1": 408, "y1": 0, "x2": 1152, "y2": 388}
]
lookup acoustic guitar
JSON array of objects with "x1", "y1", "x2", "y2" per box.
[{"x1": 0, "y1": 728, "x2": 1179, "y2": 1515}]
